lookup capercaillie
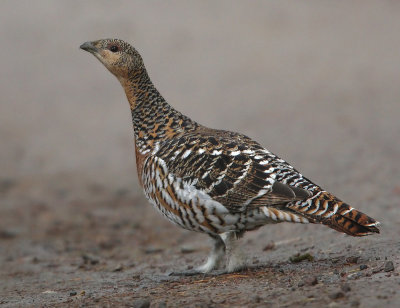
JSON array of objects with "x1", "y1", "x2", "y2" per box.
[{"x1": 80, "y1": 39, "x2": 380, "y2": 275}]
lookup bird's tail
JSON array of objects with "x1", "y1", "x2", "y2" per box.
[{"x1": 287, "y1": 191, "x2": 380, "y2": 236}]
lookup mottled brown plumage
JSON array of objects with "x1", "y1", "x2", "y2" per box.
[{"x1": 80, "y1": 39, "x2": 380, "y2": 274}]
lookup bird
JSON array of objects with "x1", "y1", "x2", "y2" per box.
[{"x1": 80, "y1": 39, "x2": 380, "y2": 275}]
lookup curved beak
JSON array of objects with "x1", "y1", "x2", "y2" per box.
[{"x1": 80, "y1": 41, "x2": 98, "y2": 54}]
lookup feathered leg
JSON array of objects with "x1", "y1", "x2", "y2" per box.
[
  {"x1": 222, "y1": 231, "x2": 247, "y2": 273},
  {"x1": 169, "y1": 234, "x2": 225, "y2": 276}
]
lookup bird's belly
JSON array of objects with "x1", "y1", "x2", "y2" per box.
[
  {"x1": 140, "y1": 155, "x2": 278, "y2": 234},
  {"x1": 143, "y1": 184, "x2": 278, "y2": 234}
]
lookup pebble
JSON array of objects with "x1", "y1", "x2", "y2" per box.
[
  {"x1": 304, "y1": 276, "x2": 318, "y2": 286},
  {"x1": 329, "y1": 291, "x2": 345, "y2": 300},
  {"x1": 113, "y1": 264, "x2": 123, "y2": 272},
  {"x1": 263, "y1": 242, "x2": 275, "y2": 251},
  {"x1": 346, "y1": 256, "x2": 359, "y2": 264},
  {"x1": 340, "y1": 283, "x2": 351, "y2": 293},
  {"x1": 158, "y1": 302, "x2": 167, "y2": 308},
  {"x1": 180, "y1": 246, "x2": 196, "y2": 254},
  {"x1": 144, "y1": 247, "x2": 164, "y2": 254},
  {"x1": 384, "y1": 261, "x2": 394, "y2": 272},
  {"x1": 0, "y1": 229, "x2": 17, "y2": 239},
  {"x1": 0, "y1": 178, "x2": 16, "y2": 193},
  {"x1": 133, "y1": 298, "x2": 151, "y2": 308},
  {"x1": 251, "y1": 295, "x2": 261, "y2": 303},
  {"x1": 333, "y1": 269, "x2": 339, "y2": 275},
  {"x1": 359, "y1": 264, "x2": 368, "y2": 270},
  {"x1": 69, "y1": 291, "x2": 77, "y2": 296},
  {"x1": 289, "y1": 253, "x2": 314, "y2": 263},
  {"x1": 81, "y1": 254, "x2": 99, "y2": 265},
  {"x1": 348, "y1": 272, "x2": 363, "y2": 280}
]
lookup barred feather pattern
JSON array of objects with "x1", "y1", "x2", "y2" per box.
[
  {"x1": 125, "y1": 68, "x2": 380, "y2": 237},
  {"x1": 137, "y1": 122, "x2": 379, "y2": 236},
  {"x1": 82, "y1": 38, "x2": 380, "y2": 238}
]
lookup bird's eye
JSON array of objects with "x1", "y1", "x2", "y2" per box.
[{"x1": 109, "y1": 45, "x2": 119, "y2": 52}]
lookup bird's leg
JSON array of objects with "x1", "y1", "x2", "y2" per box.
[
  {"x1": 221, "y1": 231, "x2": 247, "y2": 273},
  {"x1": 169, "y1": 234, "x2": 226, "y2": 276},
  {"x1": 196, "y1": 234, "x2": 226, "y2": 273}
]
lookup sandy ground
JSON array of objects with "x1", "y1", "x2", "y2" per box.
[{"x1": 1, "y1": 1, "x2": 400, "y2": 307}]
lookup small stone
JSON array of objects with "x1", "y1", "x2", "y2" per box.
[
  {"x1": 340, "y1": 283, "x2": 351, "y2": 293},
  {"x1": 180, "y1": 246, "x2": 196, "y2": 254},
  {"x1": 144, "y1": 247, "x2": 163, "y2": 254},
  {"x1": 359, "y1": 264, "x2": 368, "y2": 270},
  {"x1": 251, "y1": 295, "x2": 261, "y2": 303},
  {"x1": 0, "y1": 178, "x2": 16, "y2": 193},
  {"x1": 297, "y1": 281, "x2": 304, "y2": 287},
  {"x1": 133, "y1": 298, "x2": 151, "y2": 308},
  {"x1": 384, "y1": 261, "x2": 394, "y2": 272},
  {"x1": 289, "y1": 253, "x2": 314, "y2": 263},
  {"x1": 69, "y1": 291, "x2": 77, "y2": 296},
  {"x1": 113, "y1": 264, "x2": 123, "y2": 272},
  {"x1": 81, "y1": 254, "x2": 99, "y2": 265},
  {"x1": 329, "y1": 291, "x2": 345, "y2": 300},
  {"x1": 348, "y1": 272, "x2": 363, "y2": 280},
  {"x1": 0, "y1": 229, "x2": 17, "y2": 239},
  {"x1": 350, "y1": 300, "x2": 360, "y2": 307},
  {"x1": 31, "y1": 257, "x2": 40, "y2": 264},
  {"x1": 346, "y1": 256, "x2": 359, "y2": 264},
  {"x1": 263, "y1": 242, "x2": 275, "y2": 251},
  {"x1": 304, "y1": 276, "x2": 318, "y2": 286}
]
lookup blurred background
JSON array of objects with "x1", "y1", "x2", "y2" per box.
[{"x1": 1, "y1": 1, "x2": 400, "y2": 305}]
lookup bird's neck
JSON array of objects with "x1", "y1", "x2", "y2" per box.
[{"x1": 120, "y1": 69, "x2": 198, "y2": 153}]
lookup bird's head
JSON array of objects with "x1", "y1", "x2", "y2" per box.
[{"x1": 80, "y1": 39, "x2": 144, "y2": 81}]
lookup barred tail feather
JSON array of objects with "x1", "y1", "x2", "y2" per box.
[{"x1": 288, "y1": 191, "x2": 380, "y2": 236}]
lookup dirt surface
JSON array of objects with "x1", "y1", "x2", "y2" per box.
[{"x1": 1, "y1": 1, "x2": 400, "y2": 307}]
